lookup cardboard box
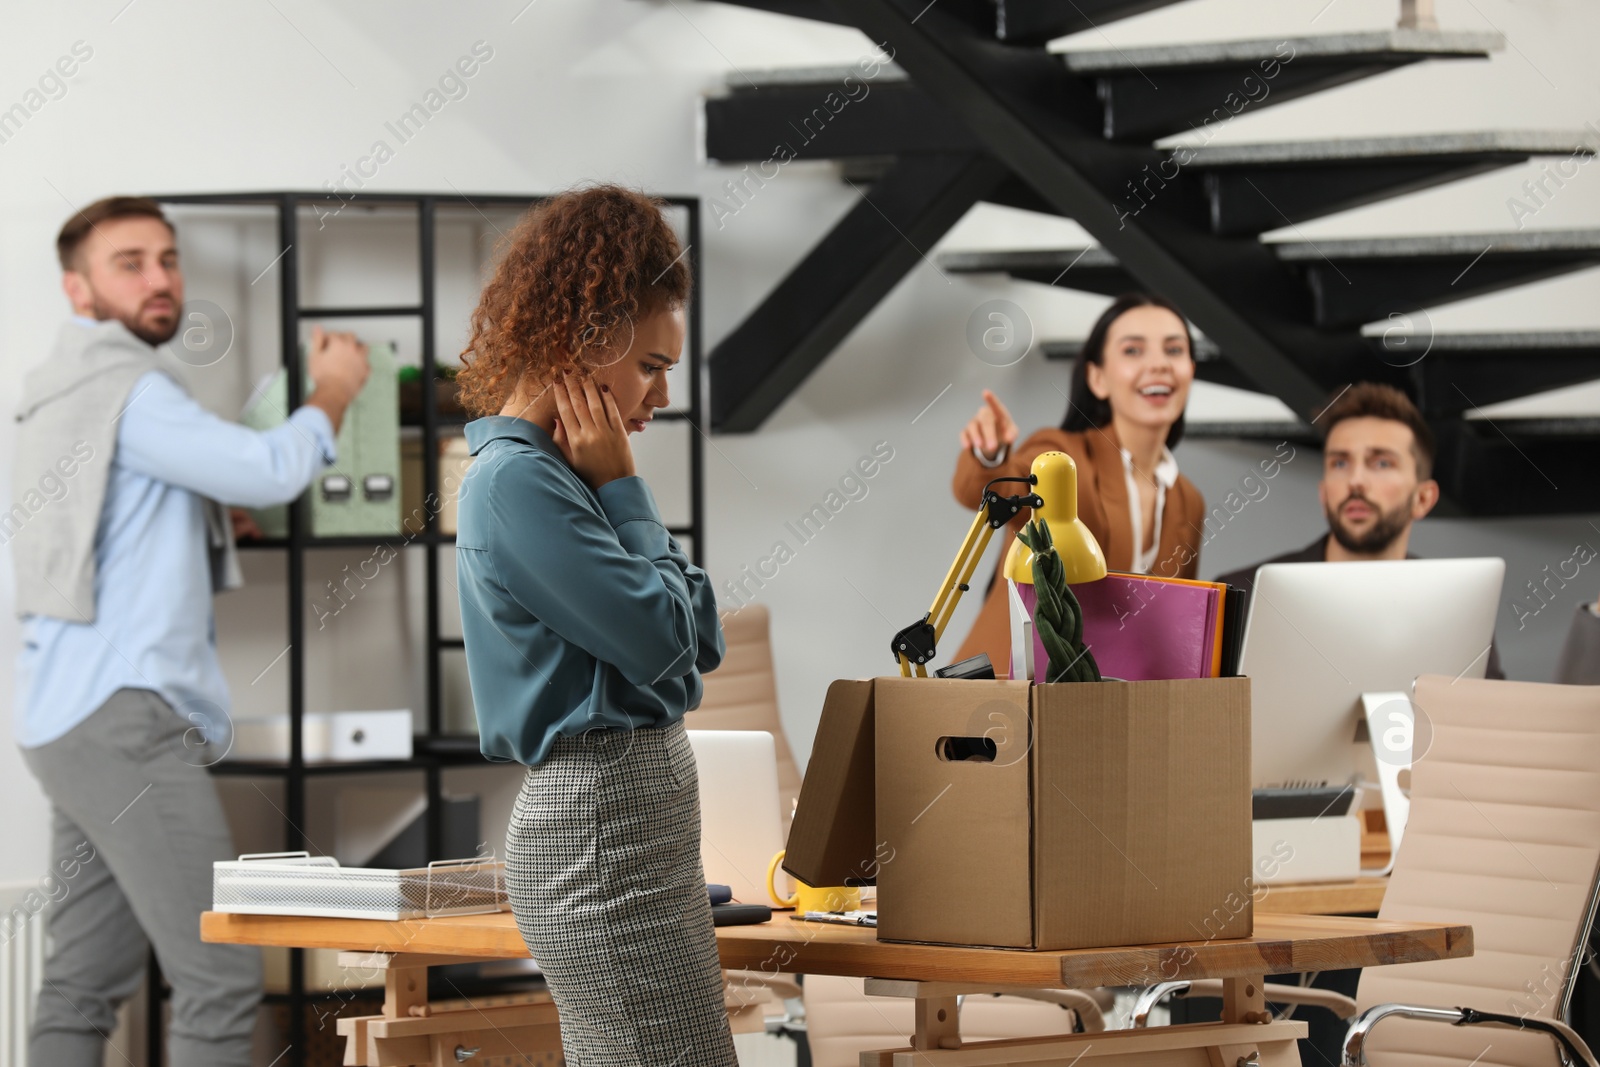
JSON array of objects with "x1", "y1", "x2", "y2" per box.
[
  {"x1": 786, "y1": 675, "x2": 1252, "y2": 950},
  {"x1": 782, "y1": 679, "x2": 880, "y2": 887}
]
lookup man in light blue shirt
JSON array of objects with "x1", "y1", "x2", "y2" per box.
[{"x1": 9, "y1": 196, "x2": 370, "y2": 1067}]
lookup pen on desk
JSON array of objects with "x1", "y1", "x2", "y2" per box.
[{"x1": 802, "y1": 910, "x2": 876, "y2": 926}]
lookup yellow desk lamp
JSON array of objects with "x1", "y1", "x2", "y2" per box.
[
  {"x1": 1004, "y1": 451, "x2": 1108, "y2": 587},
  {"x1": 892, "y1": 451, "x2": 1106, "y2": 678}
]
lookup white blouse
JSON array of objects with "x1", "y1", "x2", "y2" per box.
[{"x1": 1122, "y1": 446, "x2": 1179, "y2": 574}]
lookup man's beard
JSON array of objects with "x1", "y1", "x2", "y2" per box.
[
  {"x1": 1325, "y1": 491, "x2": 1413, "y2": 554},
  {"x1": 91, "y1": 292, "x2": 180, "y2": 346}
]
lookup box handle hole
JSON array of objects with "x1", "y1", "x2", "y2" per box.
[{"x1": 935, "y1": 736, "x2": 997, "y2": 763}]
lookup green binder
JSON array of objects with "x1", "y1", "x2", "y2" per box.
[{"x1": 241, "y1": 342, "x2": 401, "y2": 538}]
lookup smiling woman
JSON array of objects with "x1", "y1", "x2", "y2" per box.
[
  {"x1": 452, "y1": 186, "x2": 736, "y2": 1067},
  {"x1": 950, "y1": 292, "x2": 1209, "y2": 675}
]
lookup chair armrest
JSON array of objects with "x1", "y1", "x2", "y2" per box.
[
  {"x1": 988, "y1": 988, "x2": 1106, "y2": 1032},
  {"x1": 1133, "y1": 980, "x2": 1358, "y2": 1028},
  {"x1": 724, "y1": 970, "x2": 807, "y2": 1039},
  {"x1": 724, "y1": 969, "x2": 804, "y2": 1007},
  {"x1": 1343, "y1": 1003, "x2": 1600, "y2": 1067},
  {"x1": 1132, "y1": 981, "x2": 1193, "y2": 1027}
]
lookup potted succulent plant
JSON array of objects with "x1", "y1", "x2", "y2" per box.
[{"x1": 1017, "y1": 518, "x2": 1102, "y2": 683}]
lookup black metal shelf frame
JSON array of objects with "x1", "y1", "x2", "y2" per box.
[{"x1": 149, "y1": 189, "x2": 705, "y2": 1067}]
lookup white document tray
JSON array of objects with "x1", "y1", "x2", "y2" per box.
[{"x1": 212, "y1": 852, "x2": 508, "y2": 920}]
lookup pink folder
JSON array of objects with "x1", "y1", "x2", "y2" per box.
[{"x1": 1016, "y1": 573, "x2": 1225, "y2": 682}]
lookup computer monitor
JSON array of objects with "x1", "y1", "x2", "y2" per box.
[
  {"x1": 686, "y1": 730, "x2": 787, "y2": 908},
  {"x1": 1240, "y1": 557, "x2": 1505, "y2": 791}
]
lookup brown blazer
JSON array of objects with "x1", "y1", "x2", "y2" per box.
[{"x1": 949, "y1": 424, "x2": 1206, "y2": 676}]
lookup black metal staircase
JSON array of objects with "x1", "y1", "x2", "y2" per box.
[{"x1": 695, "y1": 0, "x2": 1600, "y2": 515}]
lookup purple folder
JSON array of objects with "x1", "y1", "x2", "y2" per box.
[{"x1": 1015, "y1": 574, "x2": 1223, "y2": 682}]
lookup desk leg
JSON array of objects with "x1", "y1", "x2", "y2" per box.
[
  {"x1": 1220, "y1": 976, "x2": 1273, "y2": 1027},
  {"x1": 386, "y1": 967, "x2": 428, "y2": 1019},
  {"x1": 1219, "y1": 975, "x2": 1298, "y2": 1067},
  {"x1": 913, "y1": 995, "x2": 963, "y2": 1052}
]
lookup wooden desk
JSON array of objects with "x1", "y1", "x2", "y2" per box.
[
  {"x1": 204, "y1": 909, "x2": 1467, "y2": 1066},
  {"x1": 1255, "y1": 877, "x2": 1387, "y2": 916}
]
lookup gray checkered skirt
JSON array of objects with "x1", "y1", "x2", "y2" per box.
[{"x1": 505, "y1": 719, "x2": 737, "y2": 1067}]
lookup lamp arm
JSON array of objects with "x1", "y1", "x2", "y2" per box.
[
  {"x1": 891, "y1": 476, "x2": 1040, "y2": 676},
  {"x1": 926, "y1": 511, "x2": 996, "y2": 640}
]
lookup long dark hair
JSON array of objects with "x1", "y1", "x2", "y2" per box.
[{"x1": 1060, "y1": 292, "x2": 1193, "y2": 449}]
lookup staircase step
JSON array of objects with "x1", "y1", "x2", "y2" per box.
[
  {"x1": 1184, "y1": 130, "x2": 1597, "y2": 167},
  {"x1": 1040, "y1": 336, "x2": 1221, "y2": 359},
  {"x1": 1406, "y1": 331, "x2": 1600, "y2": 415},
  {"x1": 1042, "y1": 329, "x2": 1600, "y2": 413},
  {"x1": 940, "y1": 233, "x2": 1600, "y2": 334},
  {"x1": 723, "y1": 64, "x2": 908, "y2": 90},
  {"x1": 1471, "y1": 416, "x2": 1600, "y2": 436},
  {"x1": 1183, "y1": 131, "x2": 1600, "y2": 235},
  {"x1": 1059, "y1": 30, "x2": 1506, "y2": 74},
  {"x1": 699, "y1": 0, "x2": 1197, "y2": 46},
  {"x1": 1044, "y1": 329, "x2": 1600, "y2": 357},
  {"x1": 1059, "y1": 29, "x2": 1503, "y2": 141},
  {"x1": 996, "y1": 0, "x2": 1195, "y2": 45},
  {"x1": 938, "y1": 246, "x2": 1132, "y2": 295},
  {"x1": 1415, "y1": 329, "x2": 1600, "y2": 352},
  {"x1": 698, "y1": 0, "x2": 855, "y2": 28},
  {"x1": 1272, "y1": 229, "x2": 1600, "y2": 329},
  {"x1": 1175, "y1": 417, "x2": 1600, "y2": 515},
  {"x1": 1436, "y1": 417, "x2": 1600, "y2": 515},
  {"x1": 1274, "y1": 229, "x2": 1600, "y2": 260},
  {"x1": 706, "y1": 71, "x2": 978, "y2": 164}
]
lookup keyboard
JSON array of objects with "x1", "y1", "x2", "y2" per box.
[{"x1": 1252, "y1": 784, "x2": 1356, "y2": 820}]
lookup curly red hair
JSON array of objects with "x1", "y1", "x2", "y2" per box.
[{"x1": 457, "y1": 185, "x2": 691, "y2": 417}]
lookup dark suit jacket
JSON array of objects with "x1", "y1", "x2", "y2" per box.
[
  {"x1": 1214, "y1": 534, "x2": 1506, "y2": 680},
  {"x1": 1557, "y1": 604, "x2": 1600, "y2": 685}
]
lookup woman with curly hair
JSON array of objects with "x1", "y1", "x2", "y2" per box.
[{"x1": 453, "y1": 185, "x2": 735, "y2": 1065}]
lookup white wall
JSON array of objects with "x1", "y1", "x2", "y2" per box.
[{"x1": 1, "y1": 0, "x2": 1598, "y2": 893}]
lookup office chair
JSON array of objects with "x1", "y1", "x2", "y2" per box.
[
  {"x1": 690, "y1": 604, "x2": 804, "y2": 824},
  {"x1": 1134, "y1": 673, "x2": 1600, "y2": 1067},
  {"x1": 688, "y1": 603, "x2": 809, "y2": 1046}
]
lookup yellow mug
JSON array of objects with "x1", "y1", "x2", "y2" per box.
[{"x1": 767, "y1": 849, "x2": 862, "y2": 913}]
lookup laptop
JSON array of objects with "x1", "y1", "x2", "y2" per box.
[{"x1": 687, "y1": 730, "x2": 787, "y2": 908}]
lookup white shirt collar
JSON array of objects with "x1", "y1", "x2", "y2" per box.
[{"x1": 1120, "y1": 445, "x2": 1180, "y2": 487}]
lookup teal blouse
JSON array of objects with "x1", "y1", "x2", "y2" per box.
[{"x1": 455, "y1": 416, "x2": 724, "y2": 765}]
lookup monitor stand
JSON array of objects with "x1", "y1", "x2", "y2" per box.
[{"x1": 1360, "y1": 691, "x2": 1417, "y2": 877}]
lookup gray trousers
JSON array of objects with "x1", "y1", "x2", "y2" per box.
[{"x1": 20, "y1": 687, "x2": 262, "y2": 1067}]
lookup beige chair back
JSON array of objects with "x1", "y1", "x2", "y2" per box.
[
  {"x1": 1360, "y1": 674, "x2": 1600, "y2": 1067},
  {"x1": 688, "y1": 604, "x2": 804, "y2": 824}
]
